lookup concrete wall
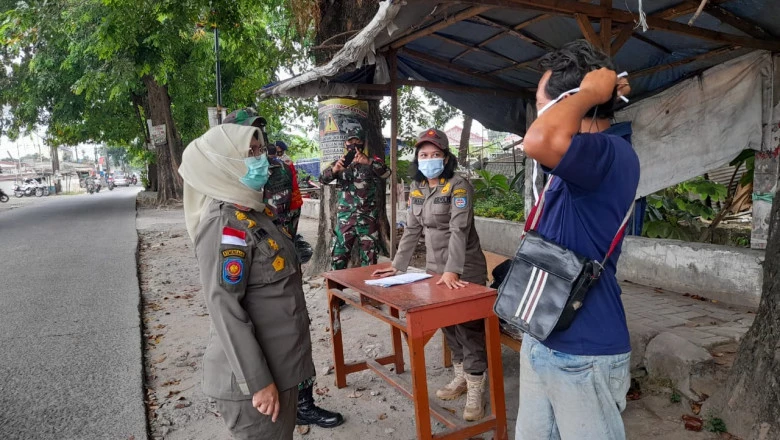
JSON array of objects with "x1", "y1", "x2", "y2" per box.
[
  {"x1": 618, "y1": 237, "x2": 764, "y2": 308},
  {"x1": 301, "y1": 199, "x2": 764, "y2": 307}
]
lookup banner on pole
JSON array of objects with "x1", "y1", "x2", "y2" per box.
[
  {"x1": 318, "y1": 99, "x2": 368, "y2": 171},
  {"x1": 151, "y1": 124, "x2": 167, "y2": 147}
]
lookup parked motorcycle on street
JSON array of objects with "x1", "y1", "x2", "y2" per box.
[
  {"x1": 13, "y1": 179, "x2": 44, "y2": 197},
  {"x1": 0, "y1": 188, "x2": 9, "y2": 203}
]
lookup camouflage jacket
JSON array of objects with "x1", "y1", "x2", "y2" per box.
[
  {"x1": 263, "y1": 159, "x2": 297, "y2": 235},
  {"x1": 320, "y1": 156, "x2": 391, "y2": 214}
]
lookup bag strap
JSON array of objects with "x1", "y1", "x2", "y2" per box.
[{"x1": 523, "y1": 175, "x2": 635, "y2": 268}]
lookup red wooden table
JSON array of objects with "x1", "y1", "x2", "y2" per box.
[{"x1": 323, "y1": 264, "x2": 508, "y2": 440}]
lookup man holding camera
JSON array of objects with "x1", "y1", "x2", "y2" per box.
[{"x1": 320, "y1": 127, "x2": 391, "y2": 270}]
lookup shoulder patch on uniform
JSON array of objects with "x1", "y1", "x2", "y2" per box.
[
  {"x1": 222, "y1": 227, "x2": 247, "y2": 246},
  {"x1": 412, "y1": 197, "x2": 425, "y2": 205},
  {"x1": 454, "y1": 196, "x2": 467, "y2": 209},
  {"x1": 222, "y1": 249, "x2": 246, "y2": 258},
  {"x1": 411, "y1": 189, "x2": 423, "y2": 198},
  {"x1": 222, "y1": 258, "x2": 244, "y2": 284},
  {"x1": 441, "y1": 182, "x2": 451, "y2": 194},
  {"x1": 434, "y1": 196, "x2": 451, "y2": 204},
  {"x1": 453, "y1": 188, "x2": 467, "y2": 196},
  {"x1": 272, "y1": 255, "x2": 285, "y2": 272},
  {"x1": 264, "y1": 207, "x2": 274, "y2": 218}
]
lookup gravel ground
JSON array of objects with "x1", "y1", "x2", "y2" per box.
[{"x1": 136, "y1": 201, "x2": 727, "y2": 440}]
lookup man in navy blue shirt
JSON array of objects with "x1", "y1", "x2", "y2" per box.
[{"x1": 516, "y1": 40, "x2": 639, "y2": 439}]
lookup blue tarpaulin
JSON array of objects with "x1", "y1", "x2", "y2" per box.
[{"x1": 264, "y1": 0, "x2": 780, "y2": 136}]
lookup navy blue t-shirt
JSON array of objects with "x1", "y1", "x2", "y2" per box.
[{"x1": 535, "y1": 122, "x2": 640, "y2": 356}]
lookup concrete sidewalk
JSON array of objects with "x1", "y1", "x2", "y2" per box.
[{"x1": 297, "y1": 216, "x2": 755, "y2": 398}]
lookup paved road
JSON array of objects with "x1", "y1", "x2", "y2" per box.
[{"x1": 0, "y1": 187, "x2": 148, "y2": 440}]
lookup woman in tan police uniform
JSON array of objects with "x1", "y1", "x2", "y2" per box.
[
  {"x1": 372, "y1": 128, "x2": 489, "y2": 421},
  {"x1": 179, "y1": 124, "x2": 315, "y2": 440}
]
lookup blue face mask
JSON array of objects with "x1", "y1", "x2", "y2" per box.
[
  {"x1": 240, "y1": 154, "x2": 270, "y2": 191},
  {"x1": 418, "y1": 158, "x2": 445, "y2": 179}
]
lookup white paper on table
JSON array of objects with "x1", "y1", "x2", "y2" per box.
[{"x1": 365, "y1": 272, "x2": 432, "y2": 288}]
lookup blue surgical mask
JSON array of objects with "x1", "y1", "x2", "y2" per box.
[
  {"x1": 418, "y1": 158, "x2": 445, "y2": 179},
  {"x1": 240, "y1": 154, "x2": 270, "y2": 191}
]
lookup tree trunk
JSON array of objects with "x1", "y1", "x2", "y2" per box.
[
  {"x1": 143, "y1": 75, "x2": 183, "y2": 202},
  {"x1": 713, "y1": 178, "x2": 780, "y2": 439},
  {"x1": 306, "y1": 185, "x2": 337, "y2": 277},
  {"x1": 307, "y1": 0, "x2": 386, "y2": 273},
  {"x1": 49, "y1": 144, "x2": 61, "y2": 193},
  {"x1": 458, "y1": 114, "x2": 472, "y2": 168}
]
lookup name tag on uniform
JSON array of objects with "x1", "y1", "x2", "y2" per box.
[
  {"x1": 411, "y1": 197, "x2": 424, "y2": 205},
  {"x1": 434, "y1": 196, "x2": 451, "y2": 204}
]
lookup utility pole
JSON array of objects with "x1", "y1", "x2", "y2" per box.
[{"x1": 214, "y1": 23, "x2": 223, "y2": 124}]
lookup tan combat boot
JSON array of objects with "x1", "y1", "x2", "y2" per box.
[
  {"x1": 463, "y1": 373, "x2": 487, "y2": 421},
  {"x1": 435, "y1": 362, "x2": 467, "y2": 400}
]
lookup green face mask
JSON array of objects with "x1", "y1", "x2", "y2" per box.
[{"x1": 240, "y1": 154, "x2": 270, "y2": 191}]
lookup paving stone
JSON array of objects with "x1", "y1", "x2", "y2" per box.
[
  {"x1": 702, "y1": 326, "x2": 749, "y2": 343},
  {"x1": 628, "y1": 323, "x2": 660, "y2": 370},
  {"x1": 644, "y1": 332, "x2": 714, "y2": 401},
  {"x1": 667, "y1": 310, "x2": 708, "y2": 320}
]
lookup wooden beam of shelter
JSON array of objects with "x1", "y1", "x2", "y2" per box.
[
  {"x1": 399, "y1": 79, "x2": 531, "y2": 97},
  {"x1": 453, "y1": 14, "x2": 550, "y2": 62},
  {"x1": 629, "y1": 45, "x2": 738, "y2": 78},
  {"x1": 611, "y1": 24, "x2": 633, "y2": 55},
  {"x1": 703, "y1": 4, "x2": 773, "y2": 39},
  {"x1": 390, "y1": 5, "x2": 495, "y2": 50},
  {"x1": 428, "y1": 33, "x2": 519, "y2": 67},
  {"x1": 461, "y1": 0, "x2": 780, "y2": 51},
  {"x1": 575, "y1": 14, "x2": 602, "y2": 48},
  {"x1": 599, "y1": 0, "x2": 612, "y2": 52},
  {"x1": 400, "y1": 47, "x2": 529, "y2": 96},
  {"x1": 632, "y1": 32, "x2": 672, "y2": 54},
  {"x1": 488, "y1": 56, "x2": 542, "y2": 75},
  {"x1": 470, "y1": 15, "x2": 554, "y2": 51}
]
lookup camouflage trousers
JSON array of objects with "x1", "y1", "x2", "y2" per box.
[{"x1": 331, "y1": 210, "x2": 380, "y2": 270}]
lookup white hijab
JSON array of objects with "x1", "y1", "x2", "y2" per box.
[{"x1": 178, "y1": 124, "x2": 266, "y2": 241}]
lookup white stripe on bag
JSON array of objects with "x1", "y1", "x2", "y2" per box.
[
  {"x1": 520, "y1": 269, "x2": 547, "y2": 320},
  {"x1": 514, "y1": 267, "x2": 539, "y2": 318},
  {"x1": 524, "y1": 271, "x2": 549, "y2": 322}
]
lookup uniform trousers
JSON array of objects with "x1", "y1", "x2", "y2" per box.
[
  {"x1": 443, "y1": 274, "x2": 488, "y2": 374},
  {"x1": 216, "y1": 387, "x2": 298, "y2": 440}
]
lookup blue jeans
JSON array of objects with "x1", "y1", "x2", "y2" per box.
[{"x1": 516, "y1": 336, "x2": 631, "y2": 440}]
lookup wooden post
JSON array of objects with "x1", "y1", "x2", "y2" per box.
[
  {"x1": 600, "y1": 0, "x2": 613, "y2": 52},
  {"x1": 390, "y1": 50, "x2": 399, "y2": 259}
]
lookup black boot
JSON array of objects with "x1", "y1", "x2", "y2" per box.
[{"x1": 296, "y1": 383, "x2": 345, "y2": 428}]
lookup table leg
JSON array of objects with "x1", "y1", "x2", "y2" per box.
[
  {"x1": 328, "y1": 289, "x2": 347, "y2": 389},
  {"x1": 485, "y1": 315, "x2": 508, "y2": 440},
  {"x1": 408, "y1": 320, "x2": 433, "y2": 439},
  {"x1": 442, "y1": 333, "x2": 452, "y2": 368},
  {"x1": 390, "y1": 307, "x2": 405, "y2": 374}
]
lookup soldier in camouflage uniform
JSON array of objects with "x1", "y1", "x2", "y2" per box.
[{"x1": 320, "y1": 128, "x2": 391, "y2": 270}]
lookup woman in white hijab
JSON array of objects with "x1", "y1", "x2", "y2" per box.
[{"x1": 179, "y1": 124, "x2": 315, "y2": 440}]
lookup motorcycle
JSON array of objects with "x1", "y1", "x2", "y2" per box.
[
  {"x1": 86, "y1": 177, "x2": 101, "y2": 194},
  {"x1": 130, "y1": 175, "x2": 138, "y2": 185},
  {"x1": 299, "y1": 175, "x2": 321, "y2": 200},
  {"x1": 107, "y1": 176, "x2": 116, "y2": 191},
  {"x1": 13, "y1": 180, "x2": 43, "y2": 197},
  {"x1": 0, "y1": 188, "x2": 8, "y2": 203}
]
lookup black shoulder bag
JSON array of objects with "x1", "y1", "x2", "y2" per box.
[{"x1": 493, "y1": 176, "x2": 634, "y2": 341}]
